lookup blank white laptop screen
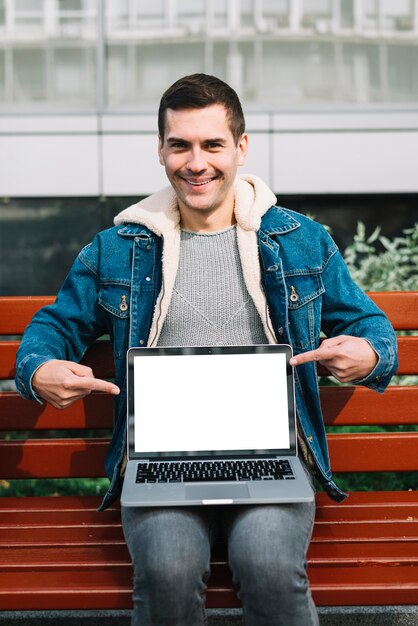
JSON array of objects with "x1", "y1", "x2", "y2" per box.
[{"x1": 133, "y1": 352, "x2": 290, "y2": 454}]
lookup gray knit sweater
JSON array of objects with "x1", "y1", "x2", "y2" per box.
[{"x1": 157, "y1": 226, "x2": 268, "y2": 347}]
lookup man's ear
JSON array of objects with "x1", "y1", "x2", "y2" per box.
[
  {"x1": 158, "y1": 136, "x2": 165, "y2": 166},
  {"x1": 237, "y1": 133, "x2": 248, "y2": 166}
]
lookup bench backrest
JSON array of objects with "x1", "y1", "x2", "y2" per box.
[{"x1": 0, "y1": 293, "x2": 417, "y2": 483}]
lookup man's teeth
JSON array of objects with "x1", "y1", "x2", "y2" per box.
[{"x1": 187, "y1": 179, "x2": 212, "y2": 186}]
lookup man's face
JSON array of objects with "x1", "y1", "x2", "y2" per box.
[{"x1": 158, "y1": 104, "x2": 248, "y2": 224}]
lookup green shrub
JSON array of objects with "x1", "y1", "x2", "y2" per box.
[{"x1": 343, "y1": 222, "x2": 418, "y2": 291}]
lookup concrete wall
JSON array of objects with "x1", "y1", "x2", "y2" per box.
[{"x1": 1, "y1": 109, "x2": 417, "y2": 197}]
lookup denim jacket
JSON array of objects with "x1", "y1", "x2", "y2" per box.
[{"x1": 16, "y1": 176, "x2": 398, "y2": 510}]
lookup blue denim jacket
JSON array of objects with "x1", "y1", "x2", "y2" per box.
[{"x1": 16, "y1": 206, "x2": 398, "y2": 509}]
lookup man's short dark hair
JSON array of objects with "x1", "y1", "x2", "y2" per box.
[{"x1": 158, "y1": 73, "x2": 245, "y2": 145}]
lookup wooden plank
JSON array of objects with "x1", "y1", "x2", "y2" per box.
[
  {"x1": 328, "y1": 432, "x2": 418, "y2": 472},
  {"x1": 0, "y1": 568, "x2": 133, "y2": 610},
  {"x1": 1, "y1": 518, "x2": 417, "y2": 547},
  {"x1": 315, "y1": 491, "x2": 418, "y2": 521},
  {"x1": 0, "y1": 340, "x2": 115, "y2": 379},
  {"x1": 0, "y1": 392, "x2": 114, "y2": 431},
  {"x1": 0, "y1": 342, "x2": 18, "y2": 379},
  {"x1": 0, "y1": 545, "x2": 131, "y2": 567},
  {"x1": 396, "y1": 336, "x2": 418, "y2": 374},
  {"x1": 0, "y1": 297, "x2": 55, "y2": 335},
  {"x1": 368, "y1": 291, "x2": 418, "y2": 331},
  {"x1": 0, "y1": 293, "x2": 416, "y2": 334},
  {"x1": 309, "y1": 565, "x2": 418, "y2": 588},
  {"x1": 1, "y1": 492, "x2": 417, "y2": 526},
  {"x1": 0, "y1": 524, "x2": 124, "y2": 545},
  {"x1": 321, "y1": 386, "x2": 418, "y2": 426},
  {"x1": 318, "y1": 336, "x2": 418, "y2": 377},
  {"x1": 0, "y1": 438, "x2": 108, "y2": 479},
  {"x1": 2, "y1": 431, "x2": 417, "y2": 479},
  {"x1": 1, "y1": 386, "x2": 417, "y2": 432},
  {"x1": 0, "y1": 566, "x2": 417, "y2": 610},
  {"x1": 310, "y1": 580, "x2": 418, "y2": 607},
  {"x1": 312, "y1": 520, "x2": 418, "y2": 542},
  {"x1": 2, "y1": 541, "x2": 416, "y2": 569},
  {"x1": 2, "y1": 335, "x2": 417, "y2": 380},
  {"x1": 0, "y1": 507, "x2": 122, "y2": 526},
  {"x1": 307, "y1": 542, "x2": 418, "y2": 564}
]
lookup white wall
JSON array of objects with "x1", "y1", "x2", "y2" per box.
[{"x1": 0, "y1": 109, "x2": 417, "y2": 197}]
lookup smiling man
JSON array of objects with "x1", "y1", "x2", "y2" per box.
[{"x1": 16, "y1": 74, "x2": 397, "y2": 626}]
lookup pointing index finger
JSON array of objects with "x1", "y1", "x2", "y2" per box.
[
  {"x1": 75, "y1": 376, "x2": 120, "y2": 395},
  {"x1": 289, "y1": 349, "x2": 320, "y2": 366}
]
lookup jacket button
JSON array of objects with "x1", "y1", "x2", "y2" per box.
[
  {"x1": 145, "y1": 277, "x2": 151, "y2": 282},
  {"x1": 139, "y1": 340, "x2": 145, "y2": 345}
]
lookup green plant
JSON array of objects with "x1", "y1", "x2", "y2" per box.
[{"x1": 343, "y1": 222, "x2": 418, "y2": 291}]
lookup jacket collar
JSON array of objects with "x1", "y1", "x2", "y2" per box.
[
  {"x1": 260, "y1": 207, "x2": 301, "y2": 236},
  {"x1": 114, "y1": 174, "x2": 277, "y2": 236}
]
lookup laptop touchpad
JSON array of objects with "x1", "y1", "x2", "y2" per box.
[{"x1": 186, "y1": 483, "x2": 250, "y2": 501}]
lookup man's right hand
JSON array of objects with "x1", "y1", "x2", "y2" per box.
[{"x1": 32, "y1": 360, "x2": 120, "y2": 409}]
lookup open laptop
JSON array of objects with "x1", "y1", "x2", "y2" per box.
[{"x1": 121, "y1": 344, "x2": 314, "y2": 507}]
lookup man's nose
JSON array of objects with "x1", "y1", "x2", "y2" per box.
[{"x1": 186, "y1": 149, "x2": 207, "y2": 172}]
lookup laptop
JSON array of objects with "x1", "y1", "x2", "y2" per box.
[{"x1": 121, "y1": 344, "x2": 314, "y2": 507}]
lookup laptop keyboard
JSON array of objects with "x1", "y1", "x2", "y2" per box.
[{"x1": 135, "y1": 459, "x2": 295, "y2": 483}]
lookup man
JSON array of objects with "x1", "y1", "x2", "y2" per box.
[{"x1": 16, "y1": 74, "x2": 397, "y2": 626}]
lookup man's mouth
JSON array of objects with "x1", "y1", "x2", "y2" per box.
[{"x1": 181, "y1": 177, "x2": 216, "y2": 187}]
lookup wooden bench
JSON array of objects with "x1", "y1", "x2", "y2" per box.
[{"x1": 0, "y1": 293, "x2": 417, "y2": 621}]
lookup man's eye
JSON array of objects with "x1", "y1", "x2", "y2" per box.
[
  {"x1": 170, "y1": 142, "x2": 187, "y2": 149},
  {"x1": 206, "y1": 142, "x2": 222, "y2": 149}
]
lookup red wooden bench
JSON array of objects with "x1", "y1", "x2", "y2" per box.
[{"x1": 0, "y1": 293, "x2": 417, "y2": 623}]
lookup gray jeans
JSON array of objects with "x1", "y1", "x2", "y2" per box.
[{"x1": 121, "y1": 499, "x2": 318, "y2": 626}]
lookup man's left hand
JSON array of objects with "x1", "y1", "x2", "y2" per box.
[{"x1": 289, "y1": 335, "x2": 378, "y2": 383}]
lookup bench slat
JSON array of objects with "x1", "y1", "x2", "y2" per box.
[
  {"x1": 0, "y1": 341, "x2": 115, "y2": 380},
  {"x1": 321, "y1": 386, "x2": 418, "y2": 425},
  {"x1": 367, "y1": 291, "x2": 418, "y2": 330},
  {"x1": 0, "y1": 297, "x2": 55, "y2": 335},
  {"x1": 2, "y1": 541, "x2": 417, "y2": 569},
  {"x1": 1, "y1": 518, "x2": 417, "y2": 545},
  {"x1": 0, "y1": 392, "x2": 114, "y2": 431},
  {"x1": 0, "y1": 567, "x2": 417, "y2": 610},
  {"x1": 2, "y1": 335, "x2": 417, "y2": 379},
  {"x1": 2, "y1": 491, "x2": 417, "y2": 519},
  {"x1": 310, "y1": 579, "x2": 418, "y2": 607},
  {"x1": 1, "y1": 386, "x2": 417, "y2": 431},
  {"x1": 318, "y1": 336, "x2": 418, "y2": 377},
  {"x1": 0, "y1": 439, "x2": 108, "y2": 479},
  {"x1": 1, "y1": 432, "x2": 418, "y2": 479},
  {"x1": 328, "y1": 432, "x2": 418, "y2": 472},
  {"x1": 1, "y1": 292, "x2": 416, "y2": 334}
]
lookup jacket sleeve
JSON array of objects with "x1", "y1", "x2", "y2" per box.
[
  {"x1": 320, "y1": 245, "x2": 398, "y2": 393},
  {"x1": 15, "y1": 243, "x2": 108, "y2": 402}
]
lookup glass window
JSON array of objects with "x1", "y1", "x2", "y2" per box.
[
  {"x1": 107, "y1": 41, "x2": 205, "y2": 107},
  {"x1": 0, "y1": 0, "x2": 417, "y2": 110},
  {"x1": 13, "y1": 48, "x2": 46, "y2": 102},
  {"x1": 14, "y1": 0, "x2": 43, "y2": 33},
  {"x1": 0, "y1": 49, "x2": 5, "y2": 100},
  {"x1": 54, "y1": 46, "x2": 96, "y2": 103},
  {"x1": 0, "y1": 0, "x2": 5, "y2": 27}
]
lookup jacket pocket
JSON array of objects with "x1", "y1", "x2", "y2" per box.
[
  {"x1": 285, "y1": 273, "x2": 324, "y2": 351},
  {"x1": 98, "y1": 282, "x2": 131, "y2": 358}
]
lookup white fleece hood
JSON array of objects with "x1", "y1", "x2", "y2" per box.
[
  {"x1": 114, "y1": 174, "x2": 277, "y2": 346},
  {"x1": 114, "y1": 174, "x2": 276, "y2": 235}
]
